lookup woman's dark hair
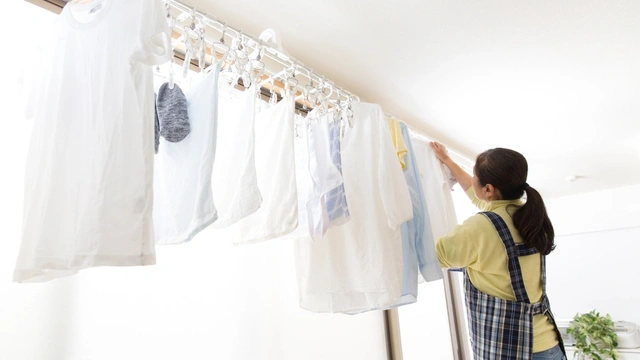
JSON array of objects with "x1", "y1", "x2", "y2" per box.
[{"x1": 475, "y1": 148, "x2": 555, "y2": 255}]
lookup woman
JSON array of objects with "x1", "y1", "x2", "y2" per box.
[{"x1": 430, "y1": 142, "x2": 566, "y2": 360}]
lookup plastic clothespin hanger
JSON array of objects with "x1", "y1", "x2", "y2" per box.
[
  {"x1": 315, "y1": 77, "x2": 332, "y2": 119},
  {"x1": 301, "y1": 68, "x2": 317, "y2": 112},
  {"x1": 346, "y1": 95, "x2": 356, "y2": 128},
  {"x1": 269, "y1": 78, "x2": 278, "y2": 106},
  {"x1": 234, "y1": 34, "x2": 254, "y2": 88},
  {"x1": 203, "y1": 23, "x2": 229, "y2": 74},
  {"x1": 181, "y1": 7, "x2": 197, "y2": 79},
  {"x1": 248, "y1": 47, "x2": 266, "y2": 88},
  {"x1": 282, "y1": 65, "x2": 298, "y2": 99},
  {"x1": 333, "y1": 88, "x2": 344, "y2": 124},
  {"x1": 197, "y1": 13, "x2": 210, "y2": 74},
  {"x1": 165, "y1": 2, "x2": 177, "y2": 89},
  {"x1": 214, "y1": 23, "x2": 230, "y2": 63},
  {"x1": 168, "y1": 59, "x2": 175, "y2": 89}
]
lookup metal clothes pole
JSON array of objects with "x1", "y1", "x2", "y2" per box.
[
  {"x1": 384, "y1": 309, "x2": 403, "y2": 360},
  {"x1": 443, "y1": 271, "x2": 472, "y2": 359}
]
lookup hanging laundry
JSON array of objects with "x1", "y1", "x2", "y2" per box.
[
  {"x1": 156, "y1": 82, "x2": 190, "y2": 142},
  {"x1": 386, "y1": 116, "x2": 408, "y2": 170},
  {"x1": 305, "y1": 110, "x2": 344, "y2": 241},
  {"x1": 443, "y1": 165, "x2": 458, "y2": 189},
  {"x1": 410, "y1": 136, "x2": 459, "y2": 239},
  {"x1": 283, "y1": 115, "x2": 314, "y2": 241},
  {"x1": 359, "y1": 116, "x2": 419, "y2": 310},
  {"x1": 209, "y1": 83, "x2": 262, "y2": 228},
  {"x1": 153, "y1": 62, "x2": 223, "y2": 245},
  {"x1": 295, "y1": 102, "x2": 413, "y2": 314},
  {"x1": 14, "y1": 0, "x2": 171, "y2": 282},
  {"x1": 399, "y1": 123, "x2": 442, "y2": 283},
  {"x1": 229, "y1": 96, "x2": 298, "y2": 244},
  {"x1": 345, "y1": 121, "x2": 442, "y2": 314},
  {"x1": 324, "y1": 117, "x2": 350, "y2": 226},
  {"x1": 283, "y1": 109, "x2": 346, "y2": 242},
  {"x1": 154, "y1": 94, "x2": 160, "y2": 154}
]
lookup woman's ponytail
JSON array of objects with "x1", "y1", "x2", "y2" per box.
[{"x1": 512, "y1": 185, "x2": 555, "y2": 255}]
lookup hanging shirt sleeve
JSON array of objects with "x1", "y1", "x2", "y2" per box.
[
  {"x1": 133, "y1": 0, "x2": 172, "y2": 66},
  {"x1": 377, "y1": 108, "x2": 413, "y2": 230}
]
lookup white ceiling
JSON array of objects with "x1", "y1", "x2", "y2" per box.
[
  {"x1": 184, "y1": 0, "x2": 640, "y2": 199},
  {"x1": 97, "y1": 0, "x2": 640, "y2": 197}
]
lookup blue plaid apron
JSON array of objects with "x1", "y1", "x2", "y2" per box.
[{"x1": 464, "y1": 211, "x2": 566, "y2": 360}]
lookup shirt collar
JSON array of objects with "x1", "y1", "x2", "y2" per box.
[{"x1": 487, "y1": 198, "x2": 523, "y2": 211}]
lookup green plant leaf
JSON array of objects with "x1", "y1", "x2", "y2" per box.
[{"x1": 569, "y1": 310, "x2": 618, "y2": 360}]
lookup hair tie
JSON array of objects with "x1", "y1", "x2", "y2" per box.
[{"x1": 523, "y1": 182, "x2": 530, "y2": 190}]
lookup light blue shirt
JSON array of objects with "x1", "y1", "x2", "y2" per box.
[
  {"x1": 400, "y1": 123, "x2": 442, "y2": 285},
  {"x1": 324, "y1": 119, "x2": 350, "y2": 226}
]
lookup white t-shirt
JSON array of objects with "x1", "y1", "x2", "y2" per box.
[
  {"x1": 284, "y1": 115, "x2": 314, "y2": 241},
  {"x1": 230, "y1": 96, "x2": 298, "y2": 244},
  {"x1": 295, "y1": 102, "x2": 414, "y2": 313},
  {"x1": 15, "y1": 0, "x2": 171, "y2": 282},
  {"x1": 409, "y1": 136, "x2": 459, "y2": 239},
  {"x1": 153, "y1": 63, "x2": 222, "y2": 245},
  {"x1": 210, "y1": 83, "x2": 261, "y2": 228}
]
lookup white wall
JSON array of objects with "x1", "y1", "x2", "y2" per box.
[
  {"x1": 545, "y1": 184, "x2": 640, "y2": 325},
  {"x1": 0, "y1": 3, "x2": 389, "y2": 360}
]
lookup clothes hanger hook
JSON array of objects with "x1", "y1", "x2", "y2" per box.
[
  {"x1": 220, "y1": 22, "x2": 226, "y2": 43},
  {"x1": 189, "y1": 6, "x2": 196, "y2": 27}
]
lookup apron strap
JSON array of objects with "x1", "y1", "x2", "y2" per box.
[
  {"x1": 480, "y1": 211, "x2": 539, "y2": 304},
  {"x1": 516, "y1": 244, "x2": 539, "y2": 257}
]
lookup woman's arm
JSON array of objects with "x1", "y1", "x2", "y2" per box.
[
  {"x1": 430, "y1": 142, "x2": 489, "y2": 210},
  {"x1": 429, "y1": 142, "x2": 473, "y2": 191}
]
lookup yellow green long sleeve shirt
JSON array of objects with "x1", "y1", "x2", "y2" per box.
[
  {"x1": 435, "y1": 187, "x2": 558, "y2": 353},
  {"x1": 386, "y1": 117, "x2": 408, "y2": 170}
]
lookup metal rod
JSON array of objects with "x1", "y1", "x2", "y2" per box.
[
  {"x1": 383, "y1": 309, "x2": 404, "y2": 360},
  {"x1": 443, "y1": 271, "x2": 472, "y2": 360}
]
